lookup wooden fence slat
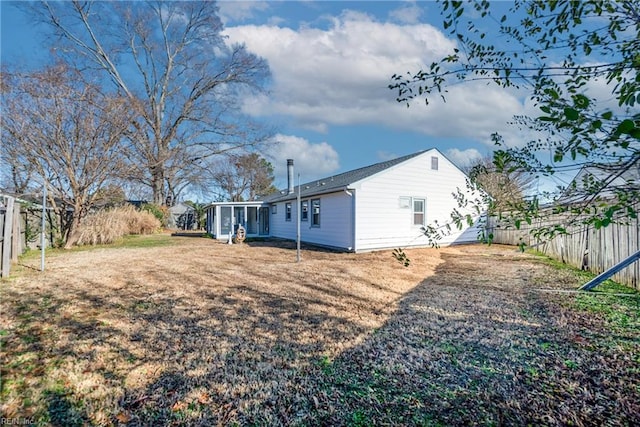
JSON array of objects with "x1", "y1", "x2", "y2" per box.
[
  {"x1": 487, "y1": 212, "x2": 639, "y2": 290},
  {"x1": 580, "y1": 250, "x2": 640, "y2": 291}
]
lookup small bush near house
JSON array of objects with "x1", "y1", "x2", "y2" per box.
[
  {"x1": 74, "y1": 205, "x2": 160, "y2": 246},
  {"x1": 141, "y1": 203, "x2": 169, "y2": 227}
]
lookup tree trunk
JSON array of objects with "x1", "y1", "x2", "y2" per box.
[
  {"x1": 151, "y1": 167, "x2": 165, "y2": 206},
  {"x1": 63, "y1": 212, "x2": 82, "y2": 249}
]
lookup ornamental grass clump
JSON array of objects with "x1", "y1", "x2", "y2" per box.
[{"x1": 75, "y1": 205, "x2": 160, "y2": 246}]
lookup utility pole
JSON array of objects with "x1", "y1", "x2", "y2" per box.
[
  {"x1": 296, "y1": 173, "x2": 301, "y2": 263},
  {"x1": 41, "y1": 181, "x2": 46, "y2": 272}
]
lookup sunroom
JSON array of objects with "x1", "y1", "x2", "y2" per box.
[{"x1": 205, "y1": 202, "x2": 270, "y2": 240}]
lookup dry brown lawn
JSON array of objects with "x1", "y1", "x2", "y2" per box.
[{"x1": 1, "y1": 234, "x2": 638, "y2": 426}]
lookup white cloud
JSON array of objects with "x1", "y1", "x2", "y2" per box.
[
  {"x1": 389, "y1": 2, "x2": 423, "y2": 24},
  {"x1": 225, "y1": 9, "x2": 531, "y2": 148},
  {"x1": 217, "y1": 1, "x2": 270, "y2": 24},
  {"x1": 265, "y1": 134, "x2": 340, "y2": 186},
  {"x1": 376, "y1": 150, "x2": 400, "y2": 161},
  {"x1": 445, "y1": 148, "x2": 484, "y2": 169}
]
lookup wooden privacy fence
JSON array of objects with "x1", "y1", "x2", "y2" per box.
[
  {"x1": 486, "y1": 213, "x2": 640, "y2": 290},
  {"x1": 1, "y1": 195, "x2": 23, "y2": 278}
]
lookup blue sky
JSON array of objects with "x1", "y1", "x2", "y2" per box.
[
  {"x1": 216, "y1": 1, "x2": 529, "y2": 187},
  {"x1": 1, "y1": 1, "x2": 556, "y2": 192}
]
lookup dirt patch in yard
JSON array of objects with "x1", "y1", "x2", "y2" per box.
[{"x1": 1, "y1": 236, "x2": 638, "y2": 426}]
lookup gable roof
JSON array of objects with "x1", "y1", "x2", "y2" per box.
[
  {"x1": 560, "y1": 162, "x2": 640, "y2": 204},
  {"x1": 262, "y1": 149, "x2": 431, "y2": 203}
]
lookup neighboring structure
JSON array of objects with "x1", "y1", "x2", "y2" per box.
[
  {"x1": 205, "y1": 148, "x2": 485, "y2": 252},
  {"x1": 562, "y1": 162, "x2": 640, "y2": 204},
  {"x1": 487, "y1": 162, "x2": 640, "y2": 289},
  {"x1": 167, "y1": 202, "x2": 197, "y2": 230}
]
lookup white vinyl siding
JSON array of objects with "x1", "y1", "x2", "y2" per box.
[
  {"x1": 268, "y1": 192, "x2": 354, "y2": 250},
  {"x1": 353, "y1": 149, "x2": 483, "y2": 251}
]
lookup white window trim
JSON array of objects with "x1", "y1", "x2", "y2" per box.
[
  {"x1": 285, "y1": 202, "x2": 292, "y2": 221},
  {"x1": 311, "y1": 198, "x2": 320, "y2": 227},
  {"x1": 412, "y1": 198, "x2": 425, "y2": 226}
]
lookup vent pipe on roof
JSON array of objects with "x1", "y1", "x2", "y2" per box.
[{"x1": 287, "y1": 159, "x2": 294, "y2": 194}]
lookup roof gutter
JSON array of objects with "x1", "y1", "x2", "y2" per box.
[{"x1": 268, "y1": 186, "x2": 352, "y2": 202}]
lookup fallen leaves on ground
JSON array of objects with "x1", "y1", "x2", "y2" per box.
[{"x1": 1, "y1": 236, "x2": 638, "y2": 425}]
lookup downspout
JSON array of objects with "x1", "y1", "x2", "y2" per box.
[{"x1": 345, "y1": 188, "x2": 355, "y2": 252}]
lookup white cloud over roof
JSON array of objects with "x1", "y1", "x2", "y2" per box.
[
  {"x1": 224, "y1": 9, "x2": 531, "y2": 148},
  {"x1": 265, "y1": 134, "x2": 340, "y2": 186},
  {"x1": 445, "y1": 148, "x2": 484, "y2": 169}
]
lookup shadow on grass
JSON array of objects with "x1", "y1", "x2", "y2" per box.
[
  {"x1": 304, "y1": 251, "x2": 640, "y2": 426},
  {"x1": 2, "y1": 246, "x2": 638, "y2": 426},
  {"x1": 244, "y1": 237, "x2": 348, "y2": 253},
  {"x1": 44, "y1": 387, "x2": 89, "y2": 427},
  {"x1": 116, "y1": 283, "x2": 368, "y2": 425},
  {"x1": 110, "y1": 249, "x2": 639, "y2": 425}
]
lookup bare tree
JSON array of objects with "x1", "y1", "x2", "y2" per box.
[
  {"x1": 1, "y1": 64, "x2": 133, "y2": 248},
  {"x1": 38, "y1": 1, "x2": 272, "y2": 205},
  {"x1": 210, "y1": 153, "x2": 278, "y2": 202},
  {"x1": 465, "y1": 155, "x2": 536, "y2": 215}
]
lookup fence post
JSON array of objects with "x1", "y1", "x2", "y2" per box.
[
  {"x1": 11, "y1": 201, "x2": 21, "y2": 263},
  {"x1": 1, "y1": 196, "x2": 15, "y2": 278}
]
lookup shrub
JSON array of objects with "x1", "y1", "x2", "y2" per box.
[
  {"x1": 141, "y1": 203, "x2": 169, "y2": 227},
  {"x1": 75, "y1": 205, "x2": 161, "y2": 246}
]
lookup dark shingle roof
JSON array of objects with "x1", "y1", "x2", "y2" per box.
[{"x1": 262, "y1": 150, "x2": 428, "y2": 203}]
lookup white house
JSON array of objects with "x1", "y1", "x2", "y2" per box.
[{"x1": 205, "y1": 148, "x2": 485, "y2": 252}]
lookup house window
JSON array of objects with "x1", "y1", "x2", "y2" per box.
[
  {"x1": 301, "y1": 200, "x2": 308, "y2": 221},
  {"x1": 285, "y1": 202, "x2": 292, "y2": 221},
  {"x1": 311, "y1": 199, "x2": 320, "y2": 227},
  {"x1": 413, "y1": 198, "x2": 425, "y2": 226},
  {"x1": 271, "y1": 205, "x2": 277, "y2": 214},
  {"x1": 431, "y1": 156, "x2": 439, "y2": 170},
  {"x1": 399, "y1": 196, "x2": 411, "y2": 209}
]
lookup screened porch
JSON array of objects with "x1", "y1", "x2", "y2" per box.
[{"x1": 205, "y1": 202, "x2": 270, "y2": 239}]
